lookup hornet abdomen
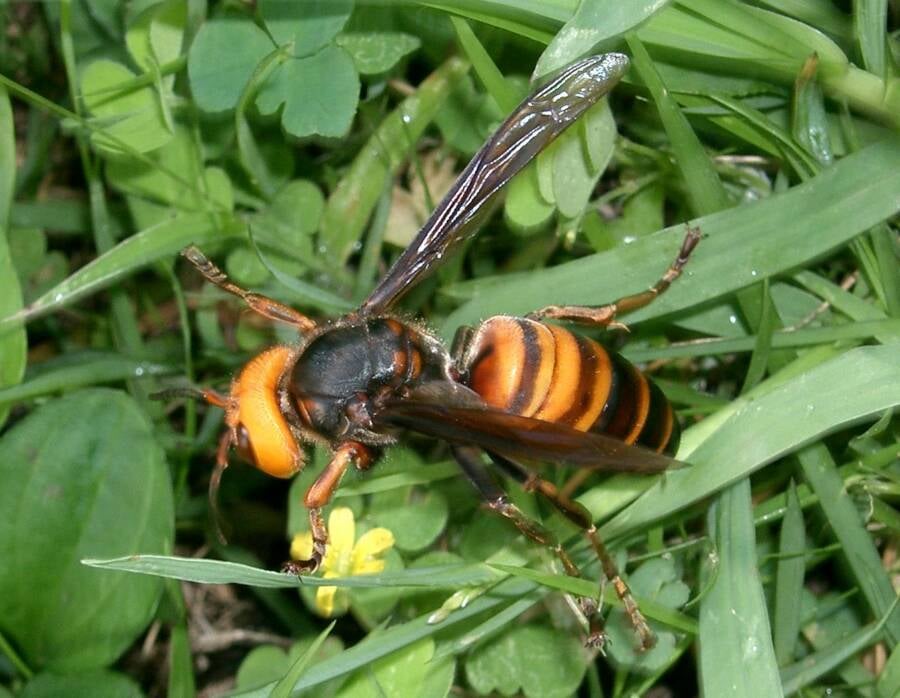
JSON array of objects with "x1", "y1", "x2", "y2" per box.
[{"x1": 462, "y1": 316, "x2": 680, "y2": 455}]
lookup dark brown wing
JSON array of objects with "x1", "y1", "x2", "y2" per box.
[
  {"x1": 359, "y1": 53, "x2": 630, "y2": 316},
  {"x1": 375, "y1": 399, "x2": 677, "y2": 475}
]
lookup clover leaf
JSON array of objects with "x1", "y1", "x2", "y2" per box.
[
  {"x1": 259, "y1": 0, "x2": 352, "y2": 57},
  {"x1": 465, "y1": 624, "x2": 588, "y2": 698},
  {"x1": 336, "y1": 32, "x2": 420, "y2": 75},
  {"x1": 605, "y1": 557, "x2": 690, "y2": 673},
  {"x1": 255, "y1": 44, "x2": 360, "y2": 139},
  {"x1": 81, "y1": 59, "x2": 172, "y2": 155},
  {"x1": 188, "y1": 4, "x2": 365, "y2": 139},
  {"x1": 187, "y1": 17, "x2": 274, "y2": 113}
]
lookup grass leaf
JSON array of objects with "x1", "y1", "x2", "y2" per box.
[
  {"x1": 0, "y1": 86, "x2": 26, "y2": 427},
  {"x1": 601, "y1": 345, "x2": 900, "y2": 540},
  {"x1": 699, "y1": 479, "x2": 783, "y2": 697}
]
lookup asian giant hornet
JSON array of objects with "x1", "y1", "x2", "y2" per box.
[{"x1": 164, "y1": 54, "x2": 700, "y2": 650}]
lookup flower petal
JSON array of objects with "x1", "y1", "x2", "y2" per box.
[
  {"x1": 327, "y1": 507, "x2": 356, "y2": 554},
  {"x1": 351, "y1": 527, "x2": 395, "y2": 572},
  {"x1": 353, "y1": 559, "x2": 386, "y2": 576},
  {"x1": 316, "y1": 585, "x2": 337, "y2": 617},
  {"x1": 290, "y1": 532, "x2": 313, "y2": 561}
]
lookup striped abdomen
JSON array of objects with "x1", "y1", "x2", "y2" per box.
[{"x1": 461, "y1": 316, "x2": 679, "y2": 455}]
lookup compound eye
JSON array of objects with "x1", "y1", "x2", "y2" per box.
[{"x1": 234, "y1": 425, "x2": 257, "y2": 467}]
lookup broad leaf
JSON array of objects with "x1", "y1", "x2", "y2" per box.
[
  {"x1": 188, "y1": 18, "x2": 273, "y2": 112},
  {"x1": 256, "y1": 45, "x2": 360, "y2": 138},
  {"x1": 0, "y1": 389, "x2": 173, "y2": 671}
]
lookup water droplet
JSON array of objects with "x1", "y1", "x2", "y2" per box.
[
  {"x1": 54, "y1": 293, "x2": 64, "y2": 303},
  {"x1": 401, "y1": 113, "x2": 412, "y2": 124},
  {"x1": 743, "y1": 635, "x2": 760, "y2": 659},
  {"x1": 806, "y1": 404, "x2": 815, "y2": 412},
  {"x1": 134, "y1": 366, "x2": 144, "y2": 377},
  {"x1": 728, "y1": 315, "x2": 738, "y2": 324},
  {"x1": 623, "y1": 235, "x2": 636, "y2": 245},
  {"x1": 750, "y1": 269, "x2": 758, "y2": 277}
]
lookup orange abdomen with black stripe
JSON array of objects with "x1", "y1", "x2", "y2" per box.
[{"x1": 462, "y1": 316, "x2": 680, "y2": 455}]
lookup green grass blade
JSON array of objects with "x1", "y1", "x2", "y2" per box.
[
  {"x1": 877, "y1": 642, "x2": 900, "y2": 698},
  {"x1": 271, "y1": 621, "x2": 336, "y2": 698},
  {"x1": 626, "y1": 32, "x2": 730, "y2": 216},
  {"x1": 600, "y1": 344, "x2": 900, "y2": 540},
  {"x1": 450, "y1": 16, "x2": 518, "y2": 112},
  {"x1": 698, "y1": 93, "x2": 819, "y2": 176},
  {"x1": 749, "y1": 0, "x2": 852, "y2": 44},
  {"x1": 443, "y1": 139, "x2": 900, "y2": 333},
  {"x1": 0, "y1": 354, "x2": 174, "y2": 407},
  {"x1": 781, "y1": 602, "x2": 899, "y2": 695},
  {"x1": 167, "y1": 623, "x2": 195, "y2": 698},
  {"x1": 431, "y1": 596, "x2": 538, "y2": 661},
  {"x1": 229, "y1": 576, "x2": 538, "y2": 697},
  {"x1": 82, "y1": 555, "x2": 502, "y2": 589},
  {"x1": 699, "y1": 479, "x2": 783, "y2": 698},
  {"x1": 0, "y1": 86, "x2": 27, "y2": 427},
  {"x1": 792, "y1": 269, "x2": 890, "y2": 322},
  {"x1": 0, "y1": 211, "x2": 243, "y2": 329},
  {"x1": 740, "y1": 279, "x2": 777, "y2": 392},
  {"x1": 334, "y1": 461, "x2": 460, "y2": 497},
  {"x1": 773, "y1": 481, "x2": 805, "y2": 665},
  {"x1": 792, "y1": 55, "x2": 833, "y2": 168},
  {"x1": 535, "y1": 0, "x2": 669, "y2": 77},
  {"x1": 623, "y1": 319, "x2": 900, "y2": 363},
  {"x1": 489, "y1": 563, "x2": 698, "y2": 634},
  {"x1": 870, "y1": 222, "x2": 900, "y2": 318},
  {"x1": 414, "y1": 0, "x2": 563, "y2": 44},
  {"x1": 10, "y1": 200, "x2": 92, "y2": 234},
  {"x1": 797, "y1": 442, "x2": 900, "y2": 646},
  {"x1": 854, "y1": 0, "x2": 887, "y2": 78}
]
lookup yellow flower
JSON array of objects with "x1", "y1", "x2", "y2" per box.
[{"x1": 290, "y1": 507, "x2": 395, "y2": 617}]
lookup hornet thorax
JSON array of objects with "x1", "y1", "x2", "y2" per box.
[{"x1": 288, "y1": 317, "x2": 449, "y2": 441}]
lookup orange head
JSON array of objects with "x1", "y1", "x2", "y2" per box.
[
  {"x1": 225, "y1": 345, "x2": 305, "y2": 478},
  {"x1": 152, "y1": 345, "x2": 306, "y2": 542}
]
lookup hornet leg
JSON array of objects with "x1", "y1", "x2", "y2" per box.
[
  {"x1": 182, "y1": 246, "x2": 317, "y2": 331},
  {"x1": 529, "y1": 226, "x2": 701, "y2": 330},
  {"x1": 282, "y1": 442, "x2": 372, "y2": 575},
  {"x1": 452, "y1": 446, "x2": 604, "y2": 641},
  {"x1": 490, "y1": 453, "x2": 656, "y2": 651}
]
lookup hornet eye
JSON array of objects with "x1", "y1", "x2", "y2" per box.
[{"x1": 234, "y1": 425, "x2": 257, "y2": 468}]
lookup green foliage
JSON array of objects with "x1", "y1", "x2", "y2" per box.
[
  {"x1": 465, "y1": 624, "x2": 587, "y2": 698},
  {"x1": 0, "y1": 389, "x2": 173, "y2": 671},
  {"x1": 0, "y1": 86, "x2": 25, "y2": 428},
  {"x1": 187, "y1": 18, "x2": 273, "y2": 112},
  {"x1": 606, "y1": 558, "x2": 690, "y2": 672},
  {"x1": 369, "y1": 486, "x2": 449, "y2": 552},
  {"x1": 18, "y1": 671, "x2": 144, "y2": 698},
  {"x1": 699, "y1": 479, "x2": 782, "y2": 697},
  {"x1": 255, "y1": 44, "x2": 359, "y2": 139},
  {"x1": 1, "y1": 0, "x2": 899, "y2": 696},
  {"x1": 235, "y1": 633, "x2": 344, "y2": 696},
  {"x1": 335, "y1": 638, "x2": 454, "y2": 698},
  {"x1": 336, "y1": 32, "x2": 420, "y2": 75},
  {"x1": 187, "y1": 1, "x2": 361, "y2": 138}
]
